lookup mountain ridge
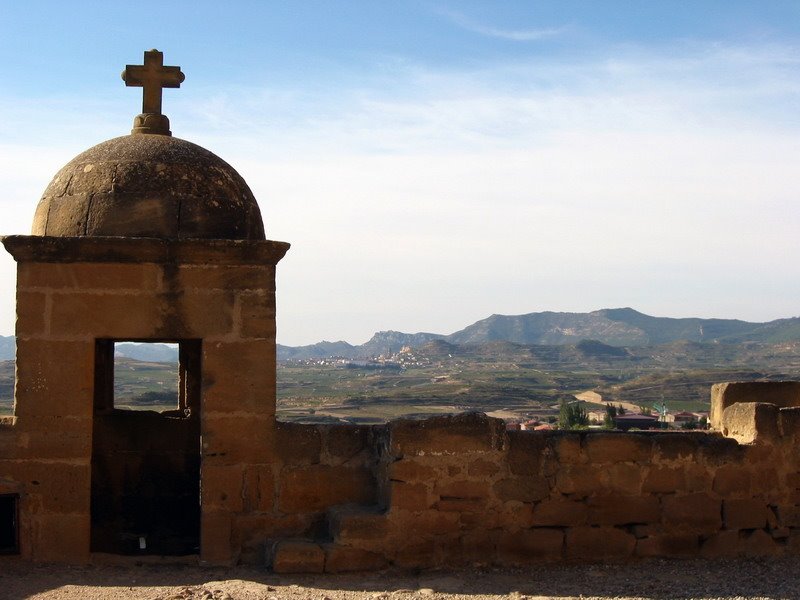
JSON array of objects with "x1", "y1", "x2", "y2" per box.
[
  {"x1": 279, "y1": 307, "x2": 800, "y2": 360},
  {"x1": 1, "y1": 308, "x2": 798, "y2": 362}
]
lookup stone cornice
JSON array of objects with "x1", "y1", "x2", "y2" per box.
[{"x1": 1, "y1": 235, "x2": 290, "y2": 266}]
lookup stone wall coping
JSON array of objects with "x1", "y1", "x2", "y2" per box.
[{"x1": 1, "y1": 235, "x2": 290, "y2": 265}]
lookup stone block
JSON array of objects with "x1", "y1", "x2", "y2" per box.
[
  {"x1": 606, "y1": 463, "x2": 643, "y2": 494},
  {"x1": 531, "y1": 498, "x2": 587, "y2": 527},
  {"x1": 201, "y1": 512, "x2": 233, "y2": 565},
  {"x1": 16, "y1": 291, "x2": 47, "y2": 335},
  {"x1": 388, "y1": 412, "x2": 505, "y2": 456},
  {"x1": 17, "y1": 262, "x2": 161, "y2": 291},
  {"x1": 712, "y1": 465, "x2": 751, "y2": 496},
  {"x1": 700, "y1": 435, "x2": 745, "y2": 466},
  {"x1": 436, "y1": 479, "x2": 489, "y2": 500},
  {"x1": 701, "y1": 530, "x2": 741, "y2": 558},
  {"x1": 635, "y1": 534, "x2": 699, "y2": 557},
  {"x1": 493, "y1": 476, "x2": 550, "y2": 503},
  {"x1": 388, "y1": 459, "x2": 437, "y2": 483},
  {"x1": 771, "y1": 527, "x2": 790, "y2": 539},
  {"x1": 564, "y1": 526, "x2": 635, "y2": 560},
  {"x1": 643, "y1": 467, "x2": 685, "y2": 493},
  {"x1": 711, "y1": 381, "x2": 800, "y2": 430},
  {"x1": 202, "y1": 414, "x2": 273, "y2": 464},
  {"x1": 663, "y1": 494, "x2": 722, "y2": 532},
  {"x1": 587, "y1": 495, "x2": 660, "y2": 526},
  {"x1": 653, "y1": 433, "x2": 702, "y2": 461},
  {"x1": 721, "y1": 402, "x2": 780, "y2": 444},
  {"x1": 497, "y1": 500, "x2": 535, "y2": 529},
  {"x1": 243, "y1": 465, "x2": 275, "y2": 512},
  {"x1": 238, "y1": 290, "x2": 276, "y2": 339},
  {"x1": 177, "y1": 264, "x2": 274, "y2": 291},
  {"x1": 776, "y1": 505, "x2": 800, "y2": 528},
  {"x1": 203, "y1": 340, "x2": 275, "y2": 414},
  {"x1": 552, "y1": 433, "x2": 583, "y2": 464},
  {"x1": 584, "y1": 433, "x2": 652, "y2": 464},
  {"x1": 328, "y1": 505, "x2": 389, "y2": 542},
  {"x1": 14, "y1": 339, "x2": 94, "y2": 419},
  {"x1": 507, "y1": 431, "x2": 547, "y2": 475},
  {"x1": 742, "y1": 529, "x2": 782, "y2": 556},
  {"x1": 389, "y1": 481, "x2": 430, "y2": 511},
  {"x1": 170, "y1": 290, "x2": 235, "y2": 337},
  {"x1": 272, "y1": 540, "x2": 325, "y2": 573},
  {"x1": 324, "y1": 544, "x2": 387, "y2": 573},
  {"x1": 685, "y1": 464, "x2": 712, "y2": 492},
  {"x1": 411, "y1": 510, "x2": 461, "y2": 535},
  {"x1": 31, "y1": 513, "x2": 90, "y2": 563},
  {"x1": 753, "y1": 469, "x2": 780, "y2": 501},
  {"x1": 278, "y1": 465, "x2": 375, "y2": 512},
  {"x1": 468, "y1": 458, "x2": 501, "y2": 477},
  {"x1": 275, "y1": 422, "x2": 321, "y2": 465},
  {"x1": 23, "y1": 461, "x2": 90, "y2": 514},
  {"x1": 555, "y1": 464, "x2": 603, "y2": 496},
  {"x1": 325, "y1": 425, "x2": 370, "y2": 461},
  {"x1": 202, "y1": 464, "x2": 244, "y2": 512},
  {"x1": 48, "y1": 291, "x2": 163, "y2": 338},
  {"x1": 393, "y1": 539, "x2": 435, "y2": 568},
  {"x1": 496, "y1": 528, "x2": 564, "y2": 564},
  {"x1": 459, "y1": 530, "x2": 500, "y2": 565},
  {"x1": 723, "y1": 499, "x2": 768, "y2": 530},
  {"x1": 14, "y1": 418, "x2": 93, "y2": 460},
  {"x1": 436, "y1": 497, "x2": 486, "y2": 512},
  {"x1": 779, "y1": 407, "x2": 800, "y2": 438}
]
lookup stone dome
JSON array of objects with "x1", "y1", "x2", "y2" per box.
[{"x1": 32, "y1": 134, "x2": 265, "y2": 240}]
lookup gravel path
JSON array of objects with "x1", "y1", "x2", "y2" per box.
[{"x1": 0, "y1": 556, "x2": 796, "y2": 600}]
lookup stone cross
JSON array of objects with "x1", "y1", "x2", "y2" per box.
[{"x1": 122, "y1": 49, "x2": 185, "y2": 115}]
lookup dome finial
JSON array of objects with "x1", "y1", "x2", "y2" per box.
[{"x1": 121, "y1": 49, "x2": 185, "y2": 136}]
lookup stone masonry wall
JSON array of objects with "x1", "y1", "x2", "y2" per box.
[
  {"x1": 271, "y1": 410, "x2": 800, "y2": 572},
  {"x1": 0, "y1": 236, "x2": 288, "y2": 564}
]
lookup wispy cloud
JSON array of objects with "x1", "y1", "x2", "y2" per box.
[
  {"x1": 439, "y1": 9, "x2": 566, "y2": 42},
  {"x1": 2, "y1": 40, "x2": 800, "y2": 343}
]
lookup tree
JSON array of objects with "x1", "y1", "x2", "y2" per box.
[
  {"x1": 559, "y1": 400, "x2": 589, "y2": 430},
  {"x1": 603, "y1": 404, "x2": 618, "y2": 429}
]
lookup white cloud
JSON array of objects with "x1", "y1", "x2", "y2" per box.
[
  {"x1": 1, "y1": 41, "x2": 799, "y2": 344},
  {"x1": 438, "y1": 9, "x2": 567, "y2": 41}
]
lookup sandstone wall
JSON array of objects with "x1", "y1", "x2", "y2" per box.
[
  {"x1": 0, "y1": 236, "x2": 288, "y2": 564},
  {"x1": 270, "y1": 411, "x2": 800, "y2": 572}
]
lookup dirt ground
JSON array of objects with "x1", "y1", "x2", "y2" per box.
[{"x1": 1, "y1": 556, "x2": 798, "y2": 600}]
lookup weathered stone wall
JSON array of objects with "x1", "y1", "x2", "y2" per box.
[
  {"x1": 203, "y1": 421, "x2": 382, "y2": 564},
  {"x1": 0, "y1": 236, "x2": 288, "y2": 564},
  {"x1": 3, "y1": 234, "x2": 800, "y2": 570},
  {"x1": 271, "y1": 410, "x2": 800, "y2": 572},
  {"x1": 710, "y1": 381, "x2": 800, "y2": 430}
]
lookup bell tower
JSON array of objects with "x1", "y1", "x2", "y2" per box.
[{"x1": 1, "y1": 49, "x2": 289, "y2": 564}]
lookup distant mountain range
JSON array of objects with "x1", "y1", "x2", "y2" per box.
[
  {"x1": 0, "y1": 339, "x2": 179, "y2": 362},
  {"x1": 1, "y1": 308, "x2": 799, "y2": 363},
  {"x1": 278, "y1": 308, "x2": 800, "y2": 360}
]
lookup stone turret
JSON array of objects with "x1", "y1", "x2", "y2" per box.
[{"x1": 0, "y1": 49, "x2": 288, "y2": 564}]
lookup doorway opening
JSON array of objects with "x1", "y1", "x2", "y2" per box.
[{"x1": 90, "y1": 339, "x2": 201, "y2": 556}]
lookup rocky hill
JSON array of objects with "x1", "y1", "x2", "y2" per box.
[
  {"x1": 278, "y1": 308, "x2": 800, "y2": 360},
  {"x1": 3, "y1": 308, "x2": 798, "y2": 362}
]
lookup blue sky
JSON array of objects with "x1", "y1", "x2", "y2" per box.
[{"x1": 1, "y1": 2, "x2": 799, "y2": 345}]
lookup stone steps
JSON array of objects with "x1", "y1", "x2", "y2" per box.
[{"x1": 270, "y1": 503, "x2": 391, "y2": 573}]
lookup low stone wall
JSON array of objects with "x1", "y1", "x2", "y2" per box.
[
  {"x1": 220, "y1": 422, "x2": 381, "y2": 563},
  {"x1": 271, "y1": 411, "x2": 800, "y2": 571}
]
